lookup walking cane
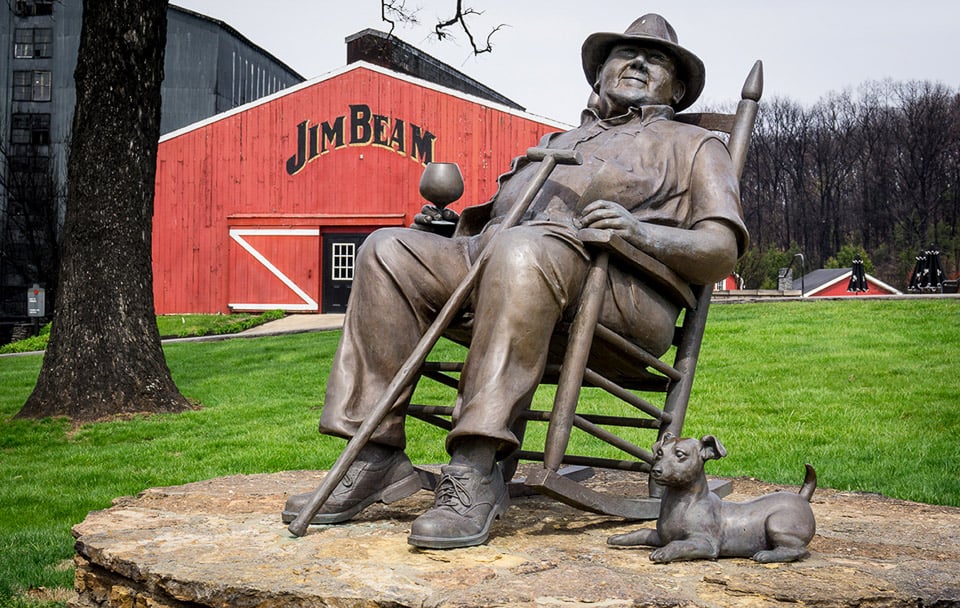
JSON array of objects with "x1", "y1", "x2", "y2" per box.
[{"x1": 289, "y1": 147, "x2": 583, "y2": 537}]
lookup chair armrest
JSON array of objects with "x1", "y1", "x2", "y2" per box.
[{"x1": 578, "y1": 228, "x2": 697, "y2": 309}]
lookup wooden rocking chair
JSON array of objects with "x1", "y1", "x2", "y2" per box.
[{"x1": 408, "y1": 60, "x2": 763, "y2": 520}]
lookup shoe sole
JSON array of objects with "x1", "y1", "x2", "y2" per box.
[
  {"x1": 281, "y1": 470, "x2": 421, "y2": 525},
  {"x1": 407, "y1": 491, "x2": 510, "y2": 549}
]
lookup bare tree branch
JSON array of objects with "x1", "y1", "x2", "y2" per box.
[
  {"x1": 381, "y1": 0, "x2": 420, "y2": 38},
  {"x1": 381, "y1": 0, "x2": 506, "y2": 55},
  {"x1": 433, "y1": 1, "x2": 505, "y2": 55}
]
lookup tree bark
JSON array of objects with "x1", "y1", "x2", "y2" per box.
[{"x1": 17, "y1": 0, "x2": 190, "y2": 422}]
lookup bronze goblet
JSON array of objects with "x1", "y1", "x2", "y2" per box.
[{"x1": 419, "y1": 162, "x2": 464, "y2": 225}]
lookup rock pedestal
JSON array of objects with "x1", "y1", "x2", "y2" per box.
[{"x1": 71, "y1": 467, "x2": 960, "y2": 607}]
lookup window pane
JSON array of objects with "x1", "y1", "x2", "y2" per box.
[
  {"x1": 13, "y1": 71, "x2": 32, "y2": 100},
  {"x1": 331, "y1": 243, "x2": 356, "y2": 281},
  {"x1": 32, "y1": 71, "x2": 51, "y2": 101},
  {"x1": 11, "y1": 129, "x2": 30, "y2": 144},
  {"x1": 34, "y1": 29, "x2": 52, "y2": 58},
  {"x1": 14, "y1": 29, "x2": 34, "y2": 57}
]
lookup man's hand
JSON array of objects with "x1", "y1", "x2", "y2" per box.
[
  {"x1": 579, "y1": 199, "x2": 740, "y2": 285},
  {"x1": 579, "y1": 200, "x2": 645, "y2": 247},
  {"x1": 411, "y1": 204, "x2": 459, "y2": 237}
]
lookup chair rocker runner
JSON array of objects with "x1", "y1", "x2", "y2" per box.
[{"x1": 409, "y1": 60, "x2": 763, "y2": 521}]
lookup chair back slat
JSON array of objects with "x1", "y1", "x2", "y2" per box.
[
  {"x1": 676, "y1": 60, "x2": 763, "y2": 180},
  {"x1": 673, "y1": 112, "x2": 736, "y2": 132}
]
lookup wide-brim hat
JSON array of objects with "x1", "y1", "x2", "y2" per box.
[{"x1": 581, "y1": 13, "x2": 705, "y2": 112}]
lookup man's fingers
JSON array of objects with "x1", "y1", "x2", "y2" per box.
[{"x1": 420, "y1": 204, "x2": 442, "y2": 220}]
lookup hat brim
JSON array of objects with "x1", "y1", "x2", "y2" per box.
[{"x1": 581, "y1": 32, "x2": 705, "y2": 112}]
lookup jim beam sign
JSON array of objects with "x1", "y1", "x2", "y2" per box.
[
  {"x1": 286, "y1": 104, "x2": 436, "y2": 175},
  {"x1": 27, "y1": 284, "x2": 45, "y2": 317}
]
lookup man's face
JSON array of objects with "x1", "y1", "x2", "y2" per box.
[{"x1": 596, "y1": 43, "x2": 685, "y2": 116}]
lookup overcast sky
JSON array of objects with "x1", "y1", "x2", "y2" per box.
[{"x1": 170, "y1": 1, "x2": 960, "y2": 124}]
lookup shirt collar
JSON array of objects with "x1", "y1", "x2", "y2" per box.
[{"x1": 579, "y1": 104, "x2": 676, "y2": 128}]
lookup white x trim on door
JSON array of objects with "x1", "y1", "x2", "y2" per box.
[{"x1": 228, "y1": 228, "x2": 320, "y2": 311}]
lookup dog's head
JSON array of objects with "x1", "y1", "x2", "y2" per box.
[{"x1": 650, "y1": 432, "x2": 727, "y2": 487}]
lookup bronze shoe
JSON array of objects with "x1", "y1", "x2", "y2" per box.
[
  {"x1": 282, "y1": 449, "x2": 421, "y2": 525},
  {"x1": 407, "y1": 463, "x2": 509, "y2": 549}
]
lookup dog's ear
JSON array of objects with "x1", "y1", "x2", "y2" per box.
[
  {"x1": 699, "y1": 435, "x2": 727, "y2": 461},
  {"x1": 653, "y1": 431, "x2": 676, "y2": 453}
]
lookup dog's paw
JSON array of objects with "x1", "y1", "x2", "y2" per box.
[
  {"x1": 649, "y1": 547, "x2": 673, "y2": 563},
  {"x1": 649, "y1": 540, "x2": 718, "y2": 563},
  {"x1": 649, "y1": 545, "x2": 691, "y2": 563}
]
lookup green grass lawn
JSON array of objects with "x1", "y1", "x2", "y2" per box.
[{"x1": 1, "y1": 299, "x2": 958, "y2": 607}]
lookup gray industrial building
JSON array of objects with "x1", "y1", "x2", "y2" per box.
[{"x1": 0, "y1": 0, "x2": 303, "y2": 331}]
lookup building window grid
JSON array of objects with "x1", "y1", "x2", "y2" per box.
[
  {"x1": 13, "y1": 70, "x2": 52, "y2": 101},
  {"x1": 10, "y1": 113, "x2": 51, "y2": 155},
  {"x1": 9, "y1": 114, "x2": 51, "y2": 175},
  {"x1": 331, "y1": 243, "x2": 356, "y2": 281},
  {"x1": 14, "y1": 28, "x2": 53, "y2": 58},
  {"x1": 14, "y1": 0, "x2": 54, "y2": 16}
]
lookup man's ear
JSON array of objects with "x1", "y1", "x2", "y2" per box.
[{"x1": 671, "y1": 80, "x2": 686, "y2": 107}]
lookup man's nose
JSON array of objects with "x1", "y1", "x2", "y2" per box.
[{"x1": 628, "y1": 54, "x2": 648, "y2": 71}]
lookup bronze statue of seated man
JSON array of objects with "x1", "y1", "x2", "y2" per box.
[{"x1": 283, "y1": 13, "x2": 748, "y2": 549}]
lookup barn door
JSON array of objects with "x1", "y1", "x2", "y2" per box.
[
  {"x1": 228, "y1": 227, "x2": 320, "y2": 312},
  {"x1": 322, "y1": 233, "x2": 368, "y2": 313}
]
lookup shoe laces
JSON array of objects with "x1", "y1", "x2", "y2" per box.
[{"x1": 435, "y1": 472, "x2": 472, "y2": 509}]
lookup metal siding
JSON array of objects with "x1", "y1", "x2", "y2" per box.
[{"x1": 153, "y1": 66, "x2": 562, "y2": 313}]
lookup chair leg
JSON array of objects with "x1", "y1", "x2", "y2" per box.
[
  {"x1": 501, "y1": 415, "x2": 529, "y2": 482},
  {"x1": 648, "y1": 284, "x2": 715, "y2": 497},
  {"x1": 543, "y1": 252, "x2": 609, "y2": 471}
]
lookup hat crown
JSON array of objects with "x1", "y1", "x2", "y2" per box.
[{"x1": 624, "y1": 14, "x2": 678, "y2": 46}]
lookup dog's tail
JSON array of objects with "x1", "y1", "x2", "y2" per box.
[{"x1": 798, "y1": 463, "x2": 817, "y2": 502}]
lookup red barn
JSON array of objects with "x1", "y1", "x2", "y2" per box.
[
  {"x1": 793, "y1": 268, "x2": 901, "y2": 297},
  {"x1": 152, "y1": 40, "x2": 566, "y2": 314},
  {"x1": 714, "y1": 273, "x2": 743, "y2": 291}
]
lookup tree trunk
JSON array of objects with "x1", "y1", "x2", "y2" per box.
[{"x1": 17, "y1": 0, "x2": 190, "y2": 422}]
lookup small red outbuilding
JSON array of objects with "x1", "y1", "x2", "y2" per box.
[
  {"x1": 152, "y1": 55, "x2": 566, "y2": 314},
  {"x1": 793, "y1": 268, "x2": 902, "y2": 297}
]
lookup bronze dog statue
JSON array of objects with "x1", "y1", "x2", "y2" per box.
[{"x1": 608, "y1": 433, "x2": 816, "y2": 563}]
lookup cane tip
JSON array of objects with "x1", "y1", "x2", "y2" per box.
[{"x1": 288, "y1": 520, "x2": 308, "y2": 537}]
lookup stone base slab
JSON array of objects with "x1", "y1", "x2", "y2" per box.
[{"x1": 71, "y1": 467, "x2": 960, "y2": 607}]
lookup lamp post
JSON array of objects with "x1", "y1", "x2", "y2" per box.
[{"x1": 789, "y1": 253, "x2": 805, "y2": 295}]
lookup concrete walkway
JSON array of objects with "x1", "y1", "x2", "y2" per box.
[
  {"x1": 234, "y1": 313, "x2": 345, "y2": 337},
  {"x1": 159, "y1": 313, "x2": 345, "y2": 345}
]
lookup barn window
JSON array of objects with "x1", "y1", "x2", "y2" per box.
[{"x1": 331, "y1": 243, "x2": 356, "y2": 281}]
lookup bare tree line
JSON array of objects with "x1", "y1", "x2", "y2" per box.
[{"x1": 736, "y1": 79, "x2": 960, "y2": 289}]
